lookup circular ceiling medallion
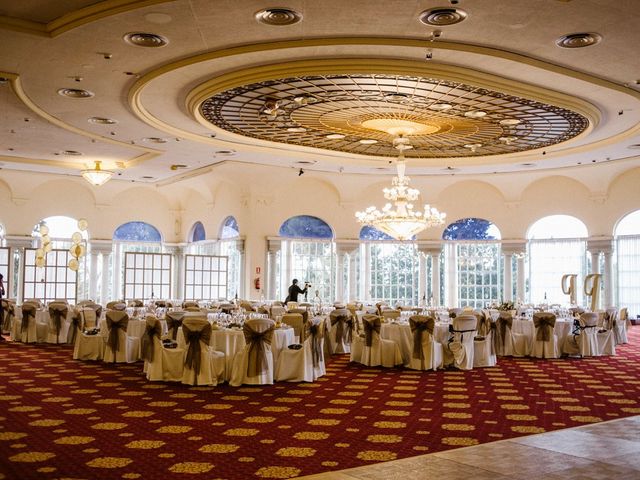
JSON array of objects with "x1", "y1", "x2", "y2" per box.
[
  {"x1": 255, "y1": 8, "x2": 302, "y2": 26},
  {"x1": 58, "y1": 88, "x2": 94, "y2": 98},
  {"x1": 556, "y1": 32, "x2": 602, "y2": 48},
  {"x1": 123, "y1": 32, "x2": 169, "y2": 47},
  {"x1": 199, "y1": 74, "x2": 589, "y2": 158},
  {"x1": 419, "y1": 7, "x2": 468, "y2": 26}
]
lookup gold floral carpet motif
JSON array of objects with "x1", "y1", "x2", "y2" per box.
[{"x1": 0, "y1": 328, "x2": 638, "y2": 479}]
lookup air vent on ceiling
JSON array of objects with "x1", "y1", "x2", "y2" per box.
[
  {"x1": 143, "y1": 137, "x2": 168, "y2": 144},
  {"x1": 556, "y1": 32, "x2": 602, "y2": 48},
  {"x1": 123, "y1": 32, "x2": 169, "y2": 47},
  {"x1": 57, "y1": 150, "x2": 82, "y2": 156},
  {"x1": 255, "y1": 8, "x2": 302, "y2": 26},
  {"x1": 295, "y1": 160, "x2": 317, "y2": 165},
  {"x1": 141, "y1": 176, "x2": 155, "y2": 180},
  {"x1": 88, "y1": 117, "x2": 117, "y2": 125},
  {"x1": 214, "y1": 150, "x2": 236, "y2": 156},
  {"x1": 419, "y1": 7, "x2": 468, "y2": 26},
  {"x1": 58, "y1": 88, "x2": 94, "y2": 98}
]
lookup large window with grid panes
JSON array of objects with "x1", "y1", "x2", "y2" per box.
[
  {"x1": 23, "y1": 248, "x2": 77, "y2": 303},
  {"x1": 184, "y1": 254, "x2": 228, "y2": 301},
  {"x1": 123, "y1": 252, "x2": 171, "y2": 301}
]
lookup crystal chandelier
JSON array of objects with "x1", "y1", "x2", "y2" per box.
[
  {"x1": 81, "y1": 160, "x2": 113, "y2": 186},
  {"x1": 355, "y1": 135, "x2": 446, "y2": 241}
]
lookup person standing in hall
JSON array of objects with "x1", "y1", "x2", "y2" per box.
[{"x1": 285, "y1": 279, "x2": 308, "y2": 304}]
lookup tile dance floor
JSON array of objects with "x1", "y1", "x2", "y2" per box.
[{"x1": 299, "y1": 415, "x2": 640, "y2": 479}]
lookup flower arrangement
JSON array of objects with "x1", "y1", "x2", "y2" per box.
[{"x1": 497, "y1": 301, "x2": 515, "y2": 311}]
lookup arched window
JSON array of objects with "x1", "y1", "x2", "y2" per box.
[
  {"x1": 220, "y1": 216, "x2": 240, "y2": 239},
  {"x1": 443, "y1": 218, "x2": 502, "y2": 308},
  {"x1": 278, "y1": 216, "x2": 334, "y2": 302},
  {"x1": 359, "y1": 226, "x2": 419, "y2": 306},
  {"x1": 113, "y1": 221, "x2": 162, "y2": 242},
  {"x1": 189, "y1": 221, "x2": 206, "y2": 243},
  {"x1": 527, "y1": 215, "x2": 588, "y2": 305},
  {"x1": 279, "y1": 215, "x2": 333, "y2": 239},
  {"x1": 615, "y1": 210, "x2": 640, "y2": 317}
]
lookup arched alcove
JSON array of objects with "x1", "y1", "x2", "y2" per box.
[
  {"x1": 113, "y1": 221, "x2": 162, "y2": 242},
  {"x1": 220, "y1": 216, "x2": 240, "y2": 239},
  {"x1": 279, "y1": 215, "x2": 333, "y2": 239},
  {"x1": 188, "y1": 221, "x2": 206, "y2": 242}
]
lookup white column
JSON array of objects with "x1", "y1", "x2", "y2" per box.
[
  {"x1": 5, "y1": 236, "x2": 33, "y2": 302},
  {"x1": 348, "y1": 250, "x2": 358, "y2": 302},
  {"x1": 418, "y1": 252, "x2": 426, "y2": 306},
  {"x1": 364, "y1": 243, "x2": 371, "y2": 301},
  {"x1": 603, "y1": 250, "x2": 613, "y2": 308},
  {"x1": 114, "y1": 246, "x2": 122, "y2": 300},
  {"x1": 335, "y1": 252, "x2": 345, "y2": 304},
  {"x1": 432, "y1": 251, "x2": 441, "y2": 307},
  {"x1": 89, "y1": 251, "x2": 99, "y2": 301},
  {"x1": 266, "y1": 239, "x2": 281, "y2": 302},
  {"x1": 235, "y1": 239, "x2": 245, "y2": 299},
  {"x1": 446, "y1": 244, "x2": 457, "y2": 307},
  {"x1": 503, "y1": 253, "x2": 513, "y2": 302},
  {"x1": 100, "y1": 253, "x2": 110, "y2": 304},
  {"x1": 590, "y1": 251, "x2": 600, "y2": 274},
  {"x1": 517, "y1": 255, "x2": 526, "y2": 303}
]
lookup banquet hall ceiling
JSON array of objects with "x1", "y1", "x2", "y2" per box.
[{"x1": 0, "y1": 0, "x2": 639, "y2": 184}]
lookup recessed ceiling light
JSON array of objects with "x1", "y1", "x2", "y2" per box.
[
  {"x1": 429, "y1": 103, "x2": 453, "y2": 111},
  {"x1": 293, "y1": 96, "x2": 311, "y2": 105},
  {"x1": 359, "y1": 139, "x2": 378, "y2": 144},
  {"x1": 215, "y1": 150, "x2": 236, "y2": 156},
  {"x1": 58, "y1": 150, "x2": 82, "y2": 156},
  {"x1": 287, "y1": 127, "x2": 307, "y2": 133},
  {"x1": 464, "y1": 110, "x2": 487, "y2": 118},
  {"x1": 88, "y1": 117, "x2": 117, "y2": 125},
  {"x1": 295, "y1": 160, "x2": 317, "y2": 165},
  {"x1": 58, "y1": 88, "x2": 94, "y2": 98},
  {"x1": 520, "y1": 163, "x2": 535, "y2": 168},
  {"x1": 141, "y1": 176, "x2": 155, "y2": 180},
  {"x1": 142, "y1": 137, "x2": 168, "y2": 143},
  {"x1": 255, "y1": 8, "x2": 302, "y2": 26},
  {"x1": 419, "y1": 7, "x2": 468, "y2": 26},
  {"x1": 556, "y1": 32, "x2": 602, "y2": 48},
  {"x1": 464, "y1": 143, "x2": 482, "y2": 152},
  {"x1": 499, "y1": 119, "x2": 521, "y2": 126},
  {"x1": 385, "y1": 93, "x2": 409, "y2": 101},
  {"x1": 499, "y1": 136, "x2": 517, "y2": 145},
  {"x1": 326, "y1": 133, "x2": 346, "y2": 139},
  {"x1": 123, "y1": 32, "x2": 169, "y2": 47}
]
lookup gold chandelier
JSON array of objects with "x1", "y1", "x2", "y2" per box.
[
  {"x1": 81, "y1": 161, "x2": 113, "y2": 186},
  {"x1": 355, "y1": 131, "x2": 446, "y2": 241}
]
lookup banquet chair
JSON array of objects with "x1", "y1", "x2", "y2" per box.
[
  {"x1": 286, "y1": 301, "x2": 299, "y2": 309},
  {"x1": 275, "y1": 317, "x2": 326, "y2": 382},
  {"x1": 473, "y1": 311, "x2": 497, "y2": 368},
  {"x1": 24, "y1": 299, "x2": 43, "y2": 308},
  {"x1": 281, "y1": 313, "x2": 305, "y2": 343},
  {"x1": 72, "y1": 308, "x2": 104, "y2": 361},
  {"x1": 443, "y1": 315, "x2": 477, "y2": 370},
  {"x1": 128, "y1": 299, "x2": 144, "y2": 307},
  {"x1": 142, "y1": 316, "x2": 165, "y2": 381},
  {"x1": 182, "y1": 300, "x2": 199, "y2": 309},
  {"x1": 240, "y1": 300, "x2": 256, "y2": 312},
  {"x1": 494, "y1": 311, "x2": 515, "y2": 356},
  {"x1": 47, "y1": 302, "x2": 70, "y2": 344},
  {"x1": 531, "y1": 312, "x2": 559, "y2": 359},
  {"x1": 407, "y1": 315, "x2": 443, "y2": 371},
  {"x1": 181, "y1": 316, "x2": 224, "y2": 386},
  {"x1": 166, "y1": 311, "x2": 185, "y2": 341},
  {"x1": 381, "y1": 309, "x2": 401, "y2": 321},
  {"x1": 563, "y1": 312, "x2": 599, "y2": 357},
  {"x1": 351, "y1": 314, "x2": 402, "y2": 368},
  {"x1": 616, "y1": 307, "x2": 630, "y2": 344},
  {"x1": 328, "y1": 308, "x2": 353, "y2": 354},
  {"x1": 270, "y1": 305, "x2": 286, "y2": 320},
  {"x1": 449, "y1": 307, "x2": 464, "y2": 318},
  {"x1": 229, "y1": 318, "x2": 276, "y2": 387},
  {"x1": 106, "y1": 300, "x2": 126, "y2": 311},
  {"x1": 103, "y1": 310, "x2": 137, "y2": 363},
  {"x1": 1, "y1": 299, "x2": 15, "y2": 335},
  {"x1": 596, "y1": 314, "x2": 617, "y2": 356},
  {"x1": 14, "y1": 302, "x2": 38, "y2": 343}
]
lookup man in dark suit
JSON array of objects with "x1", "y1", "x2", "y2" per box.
[{"x1": 285, "y1": 279, "x2": 308, "y2": 304}]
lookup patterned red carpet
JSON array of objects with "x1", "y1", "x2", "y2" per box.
[{"x1": 1, "y1": 328, "x2": 639, "y2": 479}]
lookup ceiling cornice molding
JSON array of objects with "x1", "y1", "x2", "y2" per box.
[
  {"x1": 0, "y1": 70, "x2": 161, "y2": 172},
  {"x1": 128, "y1": 37, "x2": 640, "y2": 170},
  {"x1": 0, "y1": 0, "x2": 172, "y2": 38}
]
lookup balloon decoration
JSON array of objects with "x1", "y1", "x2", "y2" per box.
[
  {"x1": 35, "y1": 222, "x2": 51, "y2": 269},
  {"x1": 584, "y1": 273, "x2": 602, "y2": 312},
  {"x1": 67, "y1": 218, "x2": 88, "y2": 271},
  {"x1": 561, "y1": 274, "x2": 578, "y2": 305}
]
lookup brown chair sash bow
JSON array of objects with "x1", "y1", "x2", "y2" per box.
[
  {"x1": 362, "y1": 314, "x2": 381, "y2": 347},
  {"x1": 141, "y1": 320, "x2": 162, "y2": 363},
  {"x1": 69, "y1": 310, "x2": 82, "y2": 344},
  {"x1": 106, "y1": 312, "x2": 129, "y2": 360},
  {"x1": 182, "y1": 323, "x2": 212, "y2": 384},
  {"x1": 330, "y1": 311, "x2": 350, "y2": 345},
  {"x1": 21, "y1": 304, "x2": 36, "y2": 333},
  {"x1": 49, "y1": 305, "x2": 69, "y2": 344},
  {"x1": 243, "y1": 323, "x2": 274, "y2": 378},
  {"x1": 409, "y1": 316, "x2": 435, "y2": 366},
  {"x1": 306, "y1": 322, "x2": 324, "y2": 367},
  {"x1": 1, "y1": 300, "x2": 14, "y2": 332},
  {"x1": 165, "y1": 312, "x2": 185, "y2": 340},
  {"x1": 533, "y1": 314, "x2": 556, "y2": 342}
]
